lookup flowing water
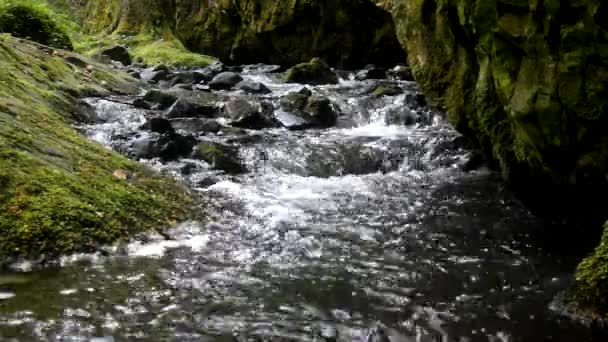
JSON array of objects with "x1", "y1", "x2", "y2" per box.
[{"x1": 0, "y1": 66, "x2": 601, "y2": 341}]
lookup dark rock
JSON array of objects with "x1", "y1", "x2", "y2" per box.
[
  {"x1": 169, "y1": 71, "x2": 209, "y2": 86},
  {"x1": 388, "y1": 65, "x2": 414, "y2": 81},
  {"x1": 99, "y1": 45, "x2": 131, "y2": 66},
  {"x1": 142, "y1": 90, "x2": 178, "y2": 110},
  {"x1": 140, "y1": 67, "x2": 171, "y2": 83},
  {"x1": 284, "y1": 58, "x2": 339, "y2": 85},
  {"x1": 180, "y1": 163, "x2": 198, "y2": 176},
  {"x1": 192, "y1": 141, "x2": 246, "y2": 174},
  {"x1": 355, "y1": 65, "x2": 387, "y2": 80},
  {"x1": 169, "y1": 118, "x2": 223, "y2": 135},
  {"x1": 367, "y1": 84, "x2": 403, "y2": 97},
  {"x1": 384, "y1": 108, "x2": 419, "y2": 126},
  {"x1": 226, "y1": 65, "x2": 243, "y2": 72},
  {"x1": 235, "y1": 80, "x2": 271, "y2": 94},
  {"x1": 64, "y1": 56, "x2": 88, "y2": 68},
  {"x1": 208, "y1": 72, "x2": 244, "y2": 90},
  {"x1": 224, "y1": 99, "x2": 276, "y2": 129},
  {"x1": 130, "y1": 133, "x2": 197, "y2": 161},
  {"x1": 164, "y1": 91, "x2": 220, "y2": 118},
  {"x1": 276, "y1": 89, "x2": 338, "y2": 130},
  {"x1": 140, "y1": 117, "x2": 174, "y2": 135},
  {"x1": 128, "y1": 71, "x2": 141, "y2": 79},
  {"x1": 152, "y1": 64, "x2": 170, "y2": 72},
  {"x1": 461, "y1": 152, "x2": 486, "y2": 172},
  {"x1": 172, "y1": 83, "x2": 193, "y2": 91},
  {"x1": 405, "y1": 92, "x2": 427, "y2": 108},
  {"x1": 133, "y1": 98, "x2": 152, "y2": 109}
]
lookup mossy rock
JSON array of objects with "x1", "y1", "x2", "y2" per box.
[
  {"x1": 0, "y1": 2, "x2": 72, "y2": 50},
  {"x1": 284, "y1": 58, "x2": 339, "y2": 85},
  {"x1": 193, "y1": 141, "x2": 246, "y2": 174},
  {"x1": 0, "y1": 35, "x2": 193, "y2": 258},
  {"x1": 76, "y1": 0, "x2": 406, "y2": 68},
  {"x1": 575, "y1": 221, "x2": 608, "y2": 314}
]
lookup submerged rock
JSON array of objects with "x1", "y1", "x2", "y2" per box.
[
  {"x1": 284, "y1": 58, "x2": 339, "y2": 85},
  {"x1": 208, "y1": 72, "x2": 244, "y2": 90},
  {"x1": 192, "y1": 141, "x2": 246, "y2": 174}
]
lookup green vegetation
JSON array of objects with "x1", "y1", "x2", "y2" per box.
[
  {"x1": 73, "y1": 0, "x2": 215, "y2": 67},
  {"x1": 576, "y1": 221, "x2": 608, "y2": 314},
  {"x1": 0, "y1": 35, "x2": 193, "y2": 257},
  {"x1": 0, "y1": 0, "x2": 74, "y2": 49}
]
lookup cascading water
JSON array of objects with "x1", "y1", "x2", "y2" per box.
[{"x1": 0, "y1": 65, "x2": 599, "y2": 341}]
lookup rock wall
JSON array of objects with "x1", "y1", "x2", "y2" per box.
[
  {"x1": 377, "y1": 0, "x2": 608, "y2": 221},
  {"x1": 77, "y1": 0, "x2": 406, "y2": 68},
  {"x1": 376, "y1": 0, "x2": 608, "y2": 313}
]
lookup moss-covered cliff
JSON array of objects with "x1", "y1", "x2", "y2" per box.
[
  {"x1": 0, "y1": 34, "x2": 193, "y2": 258},
  {"x1": 376, "y1": 0, "x2": 608, "y2": 313},
  {"x1": 377, "y1": 0, "x2": 607, "y2": 219},
  {"x1": 77, "y1": 0, "x2": 406, "y2": 68}
]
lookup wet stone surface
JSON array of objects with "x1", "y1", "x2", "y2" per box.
[{"x1": 0, "y1": 65, "x2": 600, "y2": 341}]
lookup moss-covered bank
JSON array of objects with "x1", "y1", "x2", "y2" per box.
[
  {"x1": 76, "y1": 0, "x2": 406, "y2": 68},
  {"x1": 0, "y1": 35, "x2": 193, "y2": 258},
  {"x1": 375, "y1": 0, "x2": 608, "y2": 314},
  {"x1": 0, "y1": 0, "x2": 73, "y2": 50}
]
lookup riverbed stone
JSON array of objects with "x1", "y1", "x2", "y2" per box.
[
  {"x1": 277, "y1": 88, "x2": 338, "y2": 129},
  {"x1": 284, "y1": 58, "x2": 339, "y2": 85},
  {"x1": 169, "y1": 118, "x2": 223, "y2": 135},
  {"x1": 192, "y1": 141, "x2": 246, "y2": 174},
  {"x1": 130, "y1": 133, "x2": 197, "y2": 161},
  {"x1": 99, "y1": 45, "x2": 132, "y2": 66},
  {"x1": 235, "y1": 80, "x2": 271, "y2": 94},
  {"x1": 208, "y1": 72, "x2": 244, "y2": 90},
  {"x1": 224, "y1": 99, "x2": 276, "y2": 129}
]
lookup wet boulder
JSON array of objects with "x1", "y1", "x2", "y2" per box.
[
  {"x1": 405, "y1": 92, "x2": 427, "y2": 109},
  {"x1": 388, "y1": 65, "x2": 414, "y2": 81},
  {"x1": 192, "y1": 141, "x2": 246, "y2": 174},
  {"x1": 355, "y1": 65, "x2": 387, "y2": 80},
  {"x1": 138, "y1": 90, "x2": 178, "y2": 110},
  {"x1": 224, "y1": 99, "x2": 276, "y2": 130},
  {"x1": 130, "y1": 133, "x2": 197, "y2": 161},
  {"x1": 208, "y1": 72, "x2": 244, "y2": 90},
  {"x1": 284, "y1": 58, "x2": 339, "y2": 85},
  {"x1": 140, "y1": 117, "x2": 174, "y2": 134},
  {"x1": 169, "y1": 118, "x2": 223, "y2": 135},
  {"x1": 99, "y1": 45, "x2": 131, "y2": 66},
  {"x1": 140, "y1": 65, "x2": 171, "y2": 83},
  {"x1": 276, "y1": 88, "x2": 338, "y2": 130},
  {"x1": 169, "y1": 71, "x2": 209, "y2": 87},
  {"x1": 164, "y1": 90, "x2": 220, "y2": 118},
  {"x1": 235, "y1": 80, "x2": 271, "y2": 94}
]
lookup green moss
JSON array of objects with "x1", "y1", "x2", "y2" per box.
[
  {"x1": 0, "y1": 35, "x2": 193, "y2": 258},
  {"x1": 575, "y1": 221, "x2": 608, "y2": 314},
  {"x1": 131, "y1": 39, "x2": 215, "y2": 67},
  {"x1": 0, "y1": 0, "x2": 73, "y2": 50}
]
